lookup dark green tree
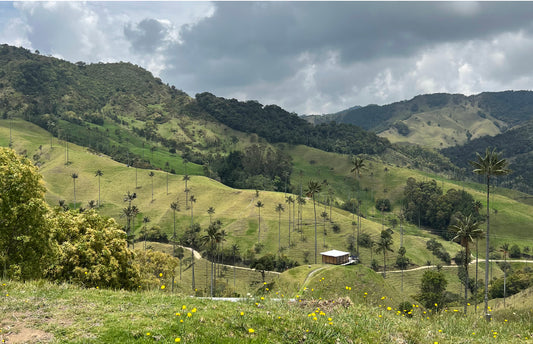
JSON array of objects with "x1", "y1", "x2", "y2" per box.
[{"x1": 417, "y1": 269, "x2": 448, "y2": 311}]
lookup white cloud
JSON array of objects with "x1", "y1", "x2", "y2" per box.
[{"x1": 2, "y1": 2, "x2": 533, "y2": 114}]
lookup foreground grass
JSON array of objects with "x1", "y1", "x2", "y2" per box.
[{"x1": 1, "y1": 280, "x2": 532, "y2": 343}]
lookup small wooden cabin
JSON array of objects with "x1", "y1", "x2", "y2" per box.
[{"x1": 320, "y1": 250, "x2": 350, "y2": 265}]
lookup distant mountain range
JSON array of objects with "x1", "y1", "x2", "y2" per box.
[
  {"x1": 305, "y1": 91, "x2": 533, "y2": 149},
  {"x1": 1, "y1": 44, "x2": 532, "y2": 193}
]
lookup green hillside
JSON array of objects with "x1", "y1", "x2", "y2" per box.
[{"x1": 3, "y1": 119, "x2": 533, "y2": 289}]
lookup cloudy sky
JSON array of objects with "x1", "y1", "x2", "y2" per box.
[{"x1": 2, "y1": 2, "x2": 533, "y2": 115}]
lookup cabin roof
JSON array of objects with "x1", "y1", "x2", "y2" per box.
[{"x1": 320, "y1": 250, "x2": 350, "y2": 257}]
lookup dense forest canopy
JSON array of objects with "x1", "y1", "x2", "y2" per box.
[{"x1": 195, "y1": 92, "x2": 391, "y2": 156}]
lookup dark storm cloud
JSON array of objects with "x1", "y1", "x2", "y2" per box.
[
  {"x1": 163, "y1": 1, "x2": 533, "y2": 96},
  {"x1": 124, "y1": 18, "x2": 168, "y2": 53}
]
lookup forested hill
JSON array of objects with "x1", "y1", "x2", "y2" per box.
[
  {"x1": 0, "y1": 44, "x2": 192, "y2": 120},
  {"x1": 195, "y1": 92, "x2": 390, "y2": 156},
  {"x1": 441, "y1": 120, "x2": 533, "y2": 194}
]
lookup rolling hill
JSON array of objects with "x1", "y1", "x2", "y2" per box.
[{"x1": 2, "y1": 43, "x2": 533, "y2": 307}]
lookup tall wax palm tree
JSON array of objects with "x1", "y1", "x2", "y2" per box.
[
  {"x1": 375, "y1": 230, "x2": 393, "y2": 278},
  {"x1": 170, "y1": 201, "x2": 180, "y2": 255},
  {"x1": 306, "y1": 180, "x2": 322, "y2": 264},
  {"x1": 351, "y1": 155, "x2": 365, "y2": 256},
  {"x1": 207, "y1": 207, "x2": 215, "y2": 224},
  {"x1": 471, "y1": 147, "x2": 510, "y2": 320},
  {"x1": 449, "y1": 214, "x2": 483, "y2": 314},
  {"x1": 87, "y1": 200, "x2": 97, "y2": 209},
  {"x1": 296, "y1": 195, "x2": 306, "y2": 237},
  {"x1": 275, "y1": 203, "x2": 285, "y2": 254},
  {"x1": 142, "y1": 216, "x2": 150, "y2": 250},
  {"x1": 231, "y1": 243, "x2": 240, "y2": 290},
  {"x1": 500, "y1": 243, "x2": 510, "y2": 308},
  {"x1": 189, "y1": 194, "x2": 198, "y2": 286},
  {"x1": 95, "y1": 170, "x2": 103, "y2": 207},
  {"x1": 285, "y1": 196, "x2": 294, "y2": 247},
  {"x1": 71, "y1": 173, "x2": 78, "y2": 209},
  {"x1": 149, "y1": 171, "x2": 155, "y2": 202},
  {"x1": 122, "y1": 191, "x2": 137, "y2": 248},
  {"x1": 255, "y1": 200, "x2": 264, "y2": 243},
  {"x1": 175, "y1": 246, "x2": 185, "y2": 281},
  {"x1": 320, "y1": 211, "x2": 328, "y2": 247},
  {"x1": 183, "y1": 175, "x2": 190, "y2": 208},
  {"x1": 471, "y1": 201, "x2": 484, "y2": 314},
  {"x1": 201, "y1": 220, "x2": 225, "y2": 297},
  {"x1": 130, "y1": 205, "x2": 140, "y2": 249},
  {"x1": 165, "y1": 161, "x2": 170, "y2": 195},
  {"x1": 327, "y1": 187, "x2": 335, "y2": 222}
]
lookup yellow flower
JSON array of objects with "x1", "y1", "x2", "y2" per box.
[
  {"x1": 248, "y1": 328, "x2": 255, "y2": 333},
  {"x1": 187, "y1": 312, "x2": 192, "y2": 317},
  {"x1": 175, "y1": 338, "x2": 181, "y2": 343},
  {"x1": 161, "y1": 285, "x2": 166, "y2": 290},
  {"x1": 176, "y1": 312, "x2": 181, "y2": 316},
  {"x1": 146, "y1": 332, "x2": 151, "y2": 336},
  {"x1": 191, "y1": 308, "x2": 197, "y2": 313},
  {"x1": 182, "y1": 305, "x2": 187, "y2": 310},
  {"x1": 387, "y1": 307, "x2": 392, "y2": 311},
  {"x1": 180, "y1": 319, "x2": 184, "y2": 323},
  {"x1": 159, "y1": 273, "x2": 163, "y2": 277},
  {"x1": 240, "y1": 312, "x2": 244, "y2": 316},
  {"x1": 260, "y1": 297, "x2": 264, "y2": 300}
]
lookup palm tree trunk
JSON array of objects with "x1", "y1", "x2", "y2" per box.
[
  {"x1": 98, "y1": 176, "x2": 101, "y2": 207},
  {"x1": 191, "y1": 248, "x2": 195, "y2": 291},
  {"x1": 278, "y1": 213, "x2": 281, "y2": 254},
  {"x1": 475, "y1": 238, "x2": 479, "y2": 314},
  {"x1": 484, "y1": 176, "x2": 490, "y2": 320},
  {"x1": 383, "y1": 250, "x2": 386, "y2": 278},
  {"x1": 210, "y1": 257, "x2": 214, "y2": 298},
  {"x1": 258, "y1": 208, "x2": 261, "y2": 243},
  {"x1": 313, "y1": 197, "x2": 317, "y2": 264},
  {"x1": 464, "y1": 245, "x2": 469, "y2": 314}
]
